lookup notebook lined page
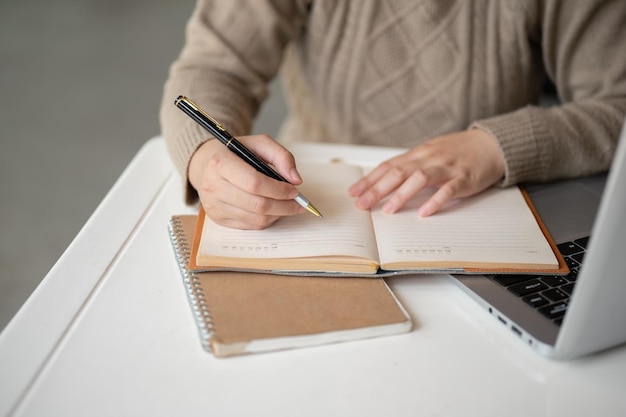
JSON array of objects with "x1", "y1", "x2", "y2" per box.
[
  {"x1": 198, "y1": 163, "x2": 380, "y2": 261},
  {"x1": 372, "y1": 186, "x2": 558, "y2": 267}
]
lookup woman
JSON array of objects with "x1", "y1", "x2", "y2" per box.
[{"x1": 160, "y1": 0, "x2": 626, "y2": 229}]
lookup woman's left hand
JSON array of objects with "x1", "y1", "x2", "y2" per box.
[{"x1": 349, "y1": 129, "x2": 506, "y2": 216}]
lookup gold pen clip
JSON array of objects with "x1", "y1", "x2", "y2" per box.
[{"x1": 176, "y1": 96, "x2": 226, "y2": 132}]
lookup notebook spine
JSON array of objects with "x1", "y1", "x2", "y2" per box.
[{"x1": 168, "y1": 216, "x2": 214, "y2": 352}]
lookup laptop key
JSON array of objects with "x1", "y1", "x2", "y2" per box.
[
  {"x1": 565, "y1": 256, "x2": 580, "y2": 269},
  {"x1": 572, "y1": 252, "x2": 585, "y2": 264},
  {"x1": 574, "y1": 236, "x2": 589, "y2": 248},
  {"x1": 492, "y1": 274, "x2": 536, "y2": 286},
  {"x1": 508, "y1": 279, "x2": 549, "y2": 297},
  {"x1": 538, "y1": 302, "x2": 568, "y2": 320},
  {"x1": 557, "y1": 241, "x2": 584, "y2": 256},
  {"x1": 565, "y1": 268, "x2": 579, "y2": 281},
  {"x1": 523, "y1": 294, "x2": 550, "y2": 308},
  {"x1": 542, "y1": 288, "x2": 569, "y2": 302},
  {"x1": 561, "y1": 282, "x2": 576, "y2": 295},
  {"x1": 541, "y1": 275, "x2": 568, "y2": 287}
]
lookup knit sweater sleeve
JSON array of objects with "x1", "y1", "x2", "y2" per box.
[
  {"x1": 159, "y1": 0, "x2": 307, "y2": 203},
  {"x1": 472, "y1": 0, "x2": 626, "y2": 187}
]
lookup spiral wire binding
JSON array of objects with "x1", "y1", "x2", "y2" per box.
[{"x1": 168, "y1": 217, "x2": 214, "y2": 352}]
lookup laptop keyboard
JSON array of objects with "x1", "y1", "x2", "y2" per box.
[{"x1": 488, "y1": 236, "x2": 589, "y2": 326}]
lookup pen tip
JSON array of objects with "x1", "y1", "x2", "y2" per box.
[{"x1": 306, "y1": 204, "x2": 323, "y2": 217}]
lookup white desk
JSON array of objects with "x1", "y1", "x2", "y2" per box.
[{"x1": 1, "y1": 138, "x2": 625, "y2": 417}]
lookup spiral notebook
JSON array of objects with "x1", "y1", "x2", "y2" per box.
[{"x1": 168, "y1": 215, "x2": 412, "y2": 357}]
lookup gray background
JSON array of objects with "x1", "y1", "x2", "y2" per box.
[{"x1": 0, "y1": 0, "x2": 287, "y2": 331}]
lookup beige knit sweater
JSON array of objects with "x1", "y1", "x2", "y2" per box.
[{"x1": 160, "y1": 0, "x2": 626, "y2": 202}]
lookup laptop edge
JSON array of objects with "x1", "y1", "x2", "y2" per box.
[{"x1": 451, "y1": 122, "x2": 626, "y2": 360}]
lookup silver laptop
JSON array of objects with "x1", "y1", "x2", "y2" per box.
[{"x1": 451, "y1": 120, "x2": 626, "y2": 360}]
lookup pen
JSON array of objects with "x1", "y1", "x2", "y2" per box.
[{"x1": 174, "y1": 95, "x2": 322, "y2": 217}]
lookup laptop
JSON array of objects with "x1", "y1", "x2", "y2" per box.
[{"x1": 451, "y1": 120, "x2": 626, "y2": 360}]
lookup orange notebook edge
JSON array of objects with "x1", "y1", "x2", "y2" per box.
[{"x1": 187, "y1": 206, "x2": 207, "y2": 271}]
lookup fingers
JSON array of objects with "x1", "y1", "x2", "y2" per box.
[
  {"x1": 204, "y1": 194, "x2": 296, "y2": 229},
  {"x1": 352, "y1": 165, "x2": 420, "y2": 211},
  {"x1": 243, "y1": 135, "x2": 302, "y2": 185},
  {"x1": 360, "y1": 164, "x2": 457, "y2": 216},
  {"x1": 219, "y1": 153, "x2": 299, "y2": 201},
  {"x1": 417, "y1": 180, "x2": 459, "y2": 217},
  {"x1": 357, "y1": 165, "x2": 465, "y2": 217},
  {"x1": 349, "y1": 129, "x2": 506, "y2": 217},
  {"x1": 349, "y1": 156, "x2": 403, "y2": 197},
  {"x1": 188, "y1": 129, "x2": 505, "y2": 227},
  {"x1": 201, "y1": 166, "x2": 306, "y2": 229},
  {"x1": 189, "y1": 135, "x2": 306, "y2": 229},
  {"x1": 381, "y1": 170, "x2": 428, "y2": 214}
]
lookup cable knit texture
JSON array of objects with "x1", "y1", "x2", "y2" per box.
[{"x1": 160, "y1": 0, "x2": 626, "y2": 203}]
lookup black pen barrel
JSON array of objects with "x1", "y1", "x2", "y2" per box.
[
  {"x1": 175, "y1": 96, "x2": 286, "y2": 183},
  {"x1": 226, "y1": 139, "x2": 286, "y2": 183}
]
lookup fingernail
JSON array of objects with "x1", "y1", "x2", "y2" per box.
[
  {"x1": 418, "y1": 203, "x2": 433, "y2": 217},
  {"x1": 356, "y1": 197, "x2": 370, "y2": 210},
  {"x1": 290, "y1": 168, "x2": 302, "y2": 182},
  {"x1": 382, "y1": 201, "x2": 395, "y2": 214}
]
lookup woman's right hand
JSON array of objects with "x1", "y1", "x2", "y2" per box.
[{"x1": 188, "y1": 135, "x2": 306, "y2": 229}]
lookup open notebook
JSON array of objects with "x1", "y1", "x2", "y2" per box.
[
  {"x1": 169, "y1": 215, "x2": 412, "y2": 357},
  {"x1": 188, "y1": 162, "x2": 567, "y2": 277},
  {"x1": 452, "y1": 119, "x2": 626, "y2": 360}
]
